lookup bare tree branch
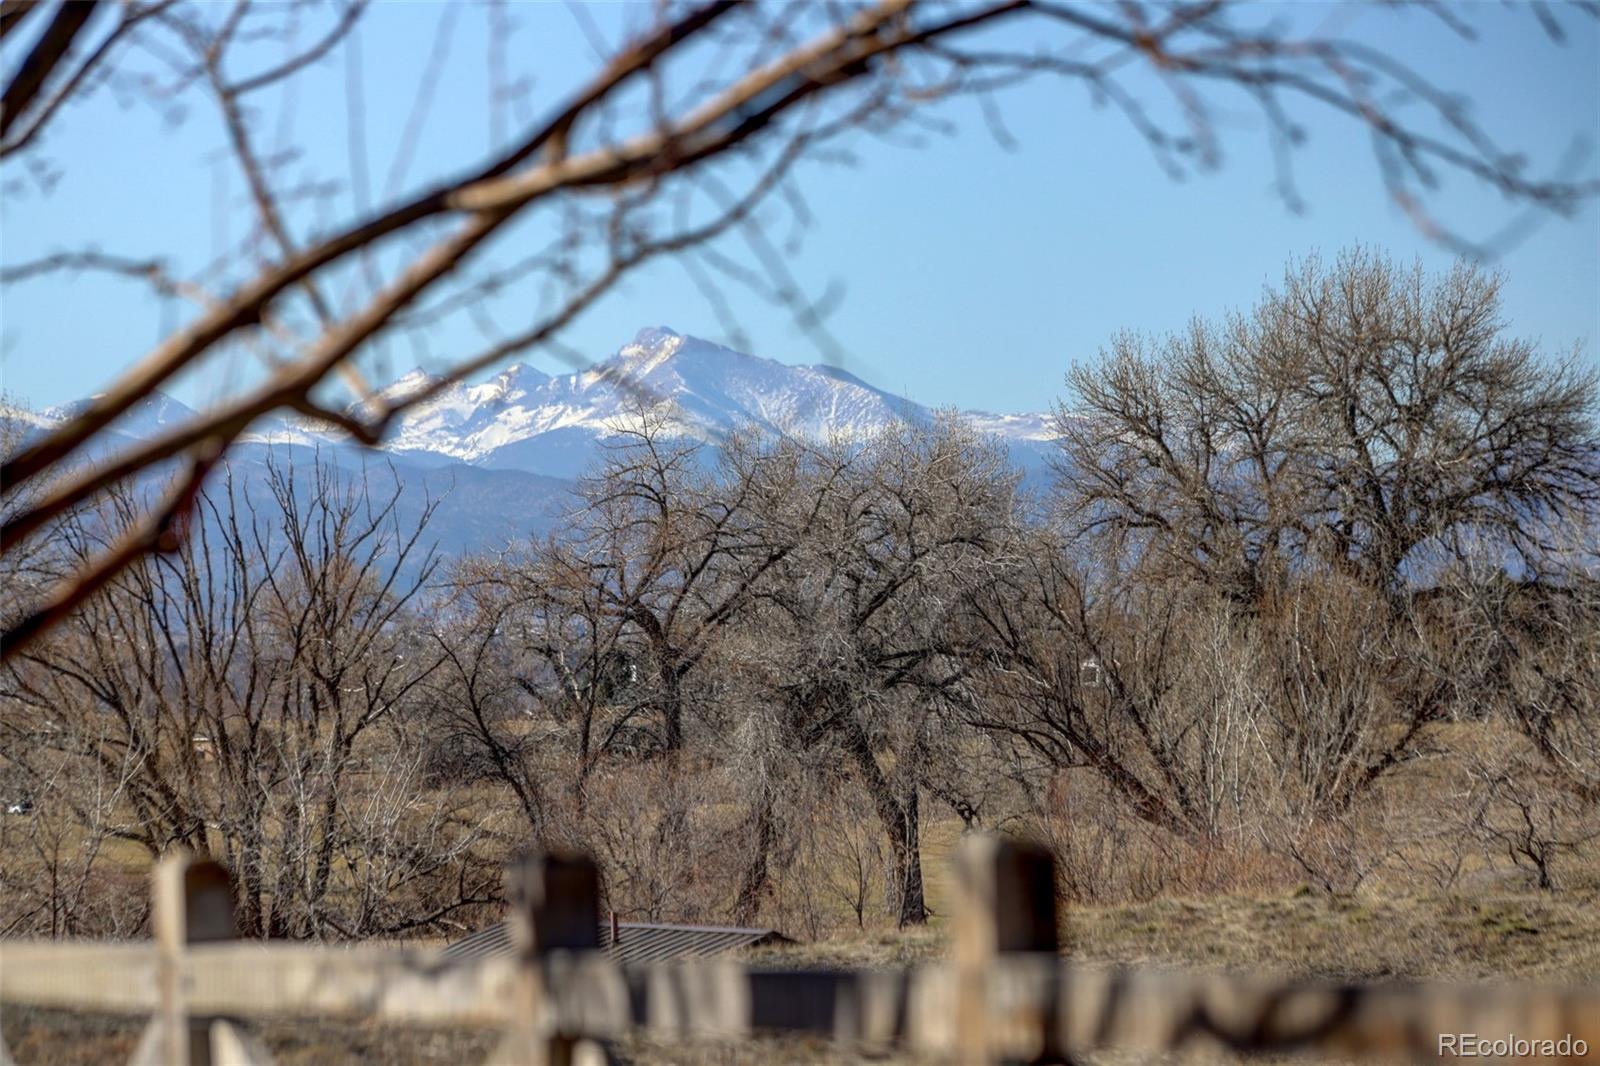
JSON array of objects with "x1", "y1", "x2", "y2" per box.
[{"x1": 0, "y1": 0, "x2": 102, "y2": 140}]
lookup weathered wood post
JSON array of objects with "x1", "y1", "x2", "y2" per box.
[
  {"x1": 491, "y1": 851, "x2": 606, "y2": 1066},
  {"x1": 133, "y1": 850, "x2": 267, "y2": 1066},
  {"x1": 953, "y1": 835, "x2": 1063, "y2": 1065}
]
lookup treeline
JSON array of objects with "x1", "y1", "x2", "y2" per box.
[{"x1": 2, "y1": 250, "x2": 1596, "y2": 940}]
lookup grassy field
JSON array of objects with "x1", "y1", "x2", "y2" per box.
[
  {"x1": 7, "y1": 875, "x2": 1597, "y2": 1064},
  {"x1": 749, "y1": 885, "x2": 1600, "y2": 984},
  {"x1": 6, "y1": 772, "x2": 1597, "y2": 1064}
]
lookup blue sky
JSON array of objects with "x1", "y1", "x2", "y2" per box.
[{"x1": 1, "y1": 2, "x2": 1596, "y2": 415}]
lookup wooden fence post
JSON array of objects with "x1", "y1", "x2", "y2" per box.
[
  {"x1": 489, "y1": 851, "x2": 606, "y2": 1066},
  {"x1": 132, "y1": 850, "x2": 270, "y2": 1066},
  {"x1": 953, "y1": 835, "x2": 1063, "y2": 1065}
]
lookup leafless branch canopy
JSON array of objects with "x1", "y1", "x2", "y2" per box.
[{"x1": 2, "y1": 0, "x2": 1597, "y2": 655}]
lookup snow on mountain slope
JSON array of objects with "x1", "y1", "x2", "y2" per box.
[
  {"x1": 356, "y1": 327, "x2": 1053, "y2": 470},
  {"x1": 43, "y1": 390, "x2": 199, "y2": 441},
  {"x1": 348, "y1": 328, "x2": 917, "y2": 463},
  {"x1": 4, "y1": 330, "x2": 1059, "y2": 562},
  {"x1": 584, "y1": 327, "x2": 928, "y2": 442},
  {"x1": 964, "y1": 409, "x2": 1057, "y2": 442},
  {"x1": 27, "y1": 329, "x2": 1057, "y2": 477}
]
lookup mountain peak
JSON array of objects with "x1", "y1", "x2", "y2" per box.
[
  {"x1": 378, "y1": 368, "x2": 442, "y2": 405},
  {"x1": 606, "y1": 326, "x2": 691, "y2": 379},
  {"x1": 220, "y1": 329, "x2": 1056, "y2": 477},
  {"x1": 489, "y1": 362, "x2": 550, "y2": 391},
  {"x1": 44, "y1": 389, "x2": 197, "y2": 435},
  {"x1": 631, "y1": 326, "x2": 681, "y2": 349}
]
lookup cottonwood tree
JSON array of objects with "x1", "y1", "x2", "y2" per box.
[
  {"x1": 552, "y1": 410, "x2": 801, "y2": 756},
  {"x1": 0, "y1": 454, "x2": 500, "y2": 938},
  {"x1": 430, "y1": 539, "x2": 653, "y2": 831},
  {"x1": 1047, "y1": 250, "x2": 1599, "y2": 797},
  {"x1": 432, "y1": 414, "x2": 816, "y2": 919},
  {"x1": 975, "y1": 251, "x2": 1598, "y2": 849},
  {"x1": 5, "y1": 1, "x2": 1599, "y2": 655},
  {"x1": 1054, "y1": 250, "x2": 1600, "y2": 605},
  {"x1": 637, "y1": 429, "x2": 857, "y2": 925},
  {"x1": 747, "y1": 417, "x2": 1017, "y2": 925}
]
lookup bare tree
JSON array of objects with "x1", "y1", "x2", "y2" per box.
[
  {"x1": 0, "y1": 723, "x2": 148, "y2": 938},
  {"x1": 971, "y1": 538, "x2": 1243, "y2": 841},
  {"x1": 429, "y1": 540, "x2": 649, "y2": 833},
  {"x1": 746, "y1": 416, "x2": 1018, "y2": 925},
  {"x1": 0, "y1": 452, "x2": 500, "y2": 938},
  {"x1": 5, "y1": 1, "x2": 1598, "y2": 655},
  {"x1": 1039, "y1": 251, "x2": 1599, "y2": 823},
  {"x1": 1054, "y1": 250, "x2": 1599, "y2": 606},
  {"x1": 424, "y1": 589, "x2": 554, "y2": 836},
  {"x1": 428, "y1": 413, "x2": 817, "y2": 922},
  {"x1": 953, "y1": 250, "x2": 1599, "y2": 879}
]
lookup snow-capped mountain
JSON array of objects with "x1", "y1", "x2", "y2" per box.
[
  {"x1": 5, "y1": 329, "x2": 1057, "y2": 557},
  {"x1": 246, "y1": 327, "x2": 1056, "y2": 478},
  {"x1": 37, "y1": 390, "x2": 201, "y2": 446}
]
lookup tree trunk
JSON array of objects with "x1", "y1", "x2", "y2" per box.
[
  {"x1": 892, "y1": 787, "x2": 926, "y2": 927},
  {"x1": 662, "y1": 687, "x2": 683, "y2": 752},
  {"x1": 731, "y1": 780, "x2": 775, "y2": 926},
  {"x1": 841, "y1": 717, "x2": 927, "y2": 925}
]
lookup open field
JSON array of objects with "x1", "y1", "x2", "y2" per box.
[
  {"x1": 7, "y1": 813, "x2": 1597, "y2": 1066},
  {"x1": 5, "y1": 714, "x2": 1597, "y2": 1066},
  {"x1": 749, "y1": 884, "x2": 1600, "y2": 986}
]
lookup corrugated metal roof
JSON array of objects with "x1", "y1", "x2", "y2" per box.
[{"x1": 442, "y1": 919, "x2": 791, "y2": 965}]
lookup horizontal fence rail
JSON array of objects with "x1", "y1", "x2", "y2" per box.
[{"x1": 2, "y1": 839, "x2": 1597, "y2": 1064}]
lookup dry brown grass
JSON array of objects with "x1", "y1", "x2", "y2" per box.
[
  {"x1": 754, "y1": 881, "x2": 1600, "y2": 986},
  {"x1": 7, "y1": 881, "x2": 1597, "y2": 1065},
  {"x1": 6, "y1": 731, "x2": 1597, "y2": 1064},
  {"x1": 1062, "y1": 888, "x2": 1600, "y2": 984},
  {"x1": 0, "y1": 1008, "x2": 497, "y2": 1066}
]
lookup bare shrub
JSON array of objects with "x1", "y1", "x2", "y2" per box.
[
  {"x1": 813, "y1": 790, "x2": 888, "y2": 934},
  {"x1": 1465, "y1": 751, "x2": 1600, "y2": 892},
  {"x1": 1389, "y1": 776, "x2": 1482, "y2": 894},
  {"x1": 578, "y1": 760, "x2": 733, "y2": 924}
]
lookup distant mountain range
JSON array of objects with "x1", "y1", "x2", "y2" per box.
[{"x1": 5, "y1": 328, "x2": 1058, "y2": 557}]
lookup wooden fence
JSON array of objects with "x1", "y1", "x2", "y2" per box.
[{"x1": 3, "y1": 837, "x2": 1597, "y2": 1064}]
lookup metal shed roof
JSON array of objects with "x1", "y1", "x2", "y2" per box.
[{"x1": 442, "y1": 919, "x2": 792, "y2": 965}]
